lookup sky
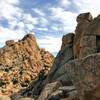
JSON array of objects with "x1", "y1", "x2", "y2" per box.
[{"x1": 0, "y1": 0, "x2": 100, "y2": 56}]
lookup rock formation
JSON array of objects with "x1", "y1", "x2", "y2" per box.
[
  {"x1": 0, "y1": 34, "x2": 54, "y2": 96},
  {"x1": 12, "y1": 12, "x2": 100, "y2": 100},
  {"x1": 0, "y1": 12, "x2": 100, "y2": 100}
]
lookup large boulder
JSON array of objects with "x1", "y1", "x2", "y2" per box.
[
  {"x1": 79, "y1": 14, "x2": 100, "y2": 58},
  {"x1": 64, "y1": 53, "x2": 100, "y2": 99},
  {"x1": 38, "y1": 82, "x2": 78, "y2": 100},
  {"x1": 38, "y1": 81, "x2": 61, "y2": 100},
  {"x1": 74, "y1": 12, "x2": 93, "y2": 58}
]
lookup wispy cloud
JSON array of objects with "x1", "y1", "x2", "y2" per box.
[
  {"x1": 0, "y1": 0, "x2": 21, "y2": 20},
  {"x1": 33, "y1": 8, "x2": 45, "y2": 16},
  {"x1": 37, "y1": 27, "x2": 48, "y2": 31},
  {"x1": 50, "y1": 7, "x2": 77, "y2": 32},
  {"x1": 73, "y1": 0, "x2": 100, "y2": 17},
  {"x1": 58, "y1": 0, "x2": 71, "y2": 8},
  {"x1": 0, "y1": 0, "x2": 100, "y2": 55},
  {"x1": 37, "y1": 36, "x2": 62, "y2": 53}
]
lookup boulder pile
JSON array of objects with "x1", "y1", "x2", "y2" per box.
[{"x1": 0, "y1": 34, "x2": 54, "y2": 96}]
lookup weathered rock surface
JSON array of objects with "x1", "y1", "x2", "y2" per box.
[
  {"x1": 0, "y1": 34, "x2": 54, "y2": 96},
  {"x1": 38, "y1": 81, "x2": 61, "y2": 100},
  {"x1": 0, "y1": 95, "x2": 11, "y2": 100},
  {"x1": 43, "y1": 33, "x2": 75, "y2": 85},
  {"x1": 74, "y1": 12, "x2": 93, "y2": 58},
  {"x1": 34, "y1": 13, "x2": 100, "y2": 100},
  {"x1": 1, "y1": 12, "x2": 100, "y2": 100},
  {"x1": 64, "y1": 53, "x2": 100, "y2": 99}
]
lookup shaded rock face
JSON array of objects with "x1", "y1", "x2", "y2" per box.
[
  {"x1": 44, "y1": 33, "x2": 75, "y2": 85},
  {"x1": 0, "y1": 34, "x2": 54, "y2": 95},
  {"x1": 38, "y1": 13, "x2": 100, "y2": 100}
]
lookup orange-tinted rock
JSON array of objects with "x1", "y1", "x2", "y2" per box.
[
  {"x1": 74, "y1": 12, "x2": 93, "y2": 58},
  {"x1": 6, "y1": 12, "x2": 100, "y2": 100},
  {"x1": 0, "y1": 33, "x2": 54, "y2": 96},
  {"x1": 6, "y1": 40, "x2": 15, "y2": 46}
]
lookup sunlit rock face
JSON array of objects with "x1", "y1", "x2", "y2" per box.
[{"x1": 0, "y1": 33, "x2": 54, "y2": 95}]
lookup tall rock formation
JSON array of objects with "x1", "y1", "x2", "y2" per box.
[
  {"x1": 43, "y1": 33, "x2": 75, "y2": 85},
  {"x1": 0, "y1": 34, "x2": 54, "y2": 95},
  {"x1": 74, "y1": 12, "x2": 93, "y2": 58},
  {"x1": 16, "y1": 12, "x2": 100, "y2": 100}
]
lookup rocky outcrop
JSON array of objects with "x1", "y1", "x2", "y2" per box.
[
  {"x1": 73, "y1": 12, "x2": 93, "y2": 58},
  {"x1": 64, "y1": 53, "x2": 100, "y2": 99},
  {"x1": 0, "y1": 34, "x2": 54, "y2": 96},
  {"x1": 43, "y1": 33, "x2": 75, "y2": 85},
  {"x1": 1, "y1": 12, "x2": 100, "y2": 100},
  {"x1": 17, "y1": 12, "x2": 100, "y2": 100}
]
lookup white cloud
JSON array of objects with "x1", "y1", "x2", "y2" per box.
[
  {"x1": 25, "y1": 24, "x2": 35, "y2": 31},
  {"x1": 22, "y1": 14, "x2": 39, "y2": 25},
  {"x1": 0, "y1": 26, "x2": 35, "y2": 47},
  {"x1": 50, "y1": 7, "x2": 77, "y2": 33},
  {"x1": 73, "y1": 0, "x2": 100, "y2": 17},
  {"x1": 5, "y1": 0, "x2": 20, "y2": 4},
  {"x1": 33, "y1": 8, "x2": 45, "y2": 16},
  {"x1": 58, "y1": 0, "x2": 70, "y2": 7},
  {"x1": 0, "y1": 27, "x2": 24, "y2": 43},
  {"x1": 0, "y1": 0, "x2": 22, "y2": 20},
  {"x1": 0, "y1": 0, "x2": 100, "y2": 55},
  {"x1": 37, "y1": 27, "x2": 48, "y2": 31},
  {"x1": 51, "y1": 26, "x2": 58, "y2": 31},
  {"x1": 17, "y1": 22, "x2": 25, "y2": 29},
  {"x1": 37, "y1": 36, "x2": 62, "y2": 53},
  {"x1": 39, "y1": 17, "x2": 48, "y2": 27},
  {"x1": 0, "y1": 0, "x2": 37, "y2": 35},
  {"x1": 8, "y1": 19, "x2": 18, "y2": 29}
]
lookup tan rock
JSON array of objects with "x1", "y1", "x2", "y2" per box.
[
  {"x1": 6, "y1": 40, "x2": 15, "y2": 47},
  {"x1": 74, "y1": 12, "x2": 93, "y2": 58},
  {"x1": 64, "y1": 53, "x2": 100, "y2": 99},
  {"x1": 76, "y1": 12, "x2": 93, "y2": 23},
  {"x1": 0, "y1": 95, "x2": 11, "y2": 100},
  {"x1": 0, "y1": 33, "x2": 54, "y2": 96}
]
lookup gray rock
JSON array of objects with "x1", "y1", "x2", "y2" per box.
[{"x1": 38, "y1": 81, "x2": 61, "y2": 100}]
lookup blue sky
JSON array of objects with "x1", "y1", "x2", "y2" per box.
[{"x1": 0, "y1": 0, "x2": 100, "y2": 56}]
